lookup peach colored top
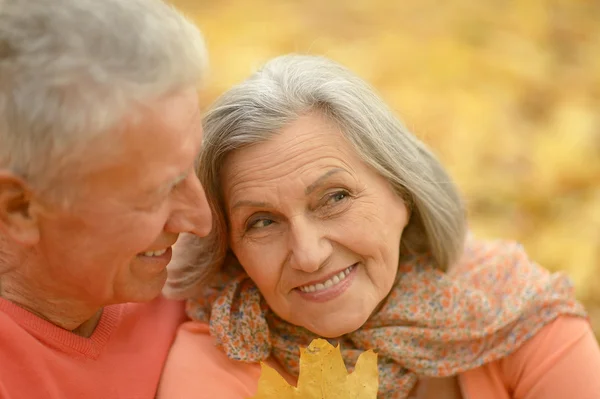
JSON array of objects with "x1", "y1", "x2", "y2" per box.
[
  {"x1": 0, "y1": 296, "x2": 186, "y2": 399},
  {"x1": 158, "y1": 316, "x2": 600, "y2": 399}
]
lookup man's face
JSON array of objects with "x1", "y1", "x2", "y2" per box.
[{"x1": 30, "y1": 88, "x2": 212, "y2": 305}]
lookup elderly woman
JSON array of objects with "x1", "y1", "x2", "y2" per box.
[{"x1": 161, "y1": 55, "x2": 600, "y2": 399}]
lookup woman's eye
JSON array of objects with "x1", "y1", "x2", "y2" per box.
[
  {"x1": 248, "y1": 218, "x2": 274, "y2": 230},
  {"x1": 324, "y1": 190, "x2": 349, "y2": 206}
]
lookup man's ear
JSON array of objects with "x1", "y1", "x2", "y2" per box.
[{"x1": 0, "y1": 171, "x2": 40, "y2": 246}]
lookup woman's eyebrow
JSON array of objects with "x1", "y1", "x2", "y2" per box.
[
  {"x1": 231, "y1": 200, "x2": 271, "y2": 210},
  {"x1": 304, "y1": 168, "x2": 347, "y2": 195},
  {"x1": 230, "y1": 168, "x2": 347, "y2": 210}
]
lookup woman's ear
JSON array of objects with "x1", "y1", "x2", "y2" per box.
[{"x1": 0, "y1": 172, "x2": 40, "y2": 246}]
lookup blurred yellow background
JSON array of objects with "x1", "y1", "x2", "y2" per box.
[{"x1": 171, "y1": 0, "x2": 600, "y2": 338}]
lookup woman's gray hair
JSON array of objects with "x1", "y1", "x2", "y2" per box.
[
  {"x1": 0, "y1": 0, "x2": 207, "y2": 197},
  {"x1": 165, "y1": 54, "x2": 467, "y2": 299}
]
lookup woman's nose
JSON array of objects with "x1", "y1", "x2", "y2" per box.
[{"x1": 288, "y1": 219, "x2": 332, "y2": 273}]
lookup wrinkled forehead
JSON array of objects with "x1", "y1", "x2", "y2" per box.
[
  {"x1": 220, "y1": 114, "x2": 364, "y2": 199},
  {"x1": 51, "y1": 89, "x2": 202, "y2": 201},
  {"x1": 63, "y1": 88, "x2": 201, "y2": 162},
  {"x1": 125, "y1": 88, "x2": 202, "y2": 150}
]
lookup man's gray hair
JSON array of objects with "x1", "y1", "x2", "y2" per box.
[
  {"x1": 0, "y1": 0, "x2": 207, "y2": 195},
  {"x1": 166, "y1": 54, "x2": 467, "y2": 299}
]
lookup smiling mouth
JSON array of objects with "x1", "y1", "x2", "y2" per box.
[
  {"x1": 138, "y1": 248, "x2": 169, "y2": 257},
  {"x1": 298, "y1": 264, "x2": 356, "y2": 293}
]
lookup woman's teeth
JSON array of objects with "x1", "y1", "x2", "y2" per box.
[
  {"x1": 142, "y1": 248, "x2": 167, "y2": 257},
  {"x1": 298, "y1": 265, "x2": 354, "y2": 293}
]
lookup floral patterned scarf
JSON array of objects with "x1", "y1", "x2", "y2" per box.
[{"x1": 186, "y1": 236, "x2": 587, "y2": 398}]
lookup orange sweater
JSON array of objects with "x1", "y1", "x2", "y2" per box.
[
  {"x1": 158, "y1": 316, "x2": 600, "y2": 399},
  {"x1": 0, "y1": 296, "x2": 186, "y2": 399}
]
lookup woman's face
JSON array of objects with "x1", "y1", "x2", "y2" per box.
[{"x1": 222, "y1": 113, "x2": 409, "y2": 337}]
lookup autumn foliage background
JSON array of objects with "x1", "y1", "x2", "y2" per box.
[{"x1": 171, "y1": 0, "x2": 600, "y2": 339}]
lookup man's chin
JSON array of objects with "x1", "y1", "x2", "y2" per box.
[{"x1": 117, "y1": 272, "x2": 168, "y2": 304}]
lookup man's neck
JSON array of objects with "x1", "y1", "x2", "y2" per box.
[
  {"x1": 71, "y1": 309, "x2": 104, "y2": 337},
  {"x1": 0, "y1": 244, "x2": 105, "y2": 337},
  {"x1": 0, "y1": 278, "x2": 103, "y2": 337}
]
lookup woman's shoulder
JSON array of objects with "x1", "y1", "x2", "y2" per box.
[
  {"x1": 499, "y1": 316, "x2": 599, "y2": 395},
  {"x1": 461, "y1": 316, "x2": 600, "y2": 399},
  {"x1": 449, "y1": 235, "x2": 528, "y2": 275}
]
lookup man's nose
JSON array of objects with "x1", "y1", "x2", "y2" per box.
[{"x1": 164, "y1": 173, "x2": 212, "y2": 237}]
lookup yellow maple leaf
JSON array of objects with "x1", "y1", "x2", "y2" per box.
[{"x1": 250, "y1": 339, "x2": 378, "y2": 399}]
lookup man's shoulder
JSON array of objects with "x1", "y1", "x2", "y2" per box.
[
  {"x1": 0, "y1": 308, "x2": 26, "y2": 341},
  {"x1": 0, "y1": 296, "x2": 189, "y2": 399},
  {"x1": 157, "y1": 321, "x2": 264, "y2": 399},
  {"x1": 0, "y1": 298, "x2": 46, "y2": 349},
  {"x1": 122, "y1": 295, "x2": 186, "y2": 322},
  {"x1": 112, "y1": 296, "x2": 188, "y2": 352}
]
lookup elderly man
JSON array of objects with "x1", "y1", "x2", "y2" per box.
[{"x1": 0, "y1": 0, "x2": 216, "y2": 397}]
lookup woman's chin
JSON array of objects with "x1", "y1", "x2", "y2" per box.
[{"x1": 299, "y1": 313, "x2": 370, "y2": 338}]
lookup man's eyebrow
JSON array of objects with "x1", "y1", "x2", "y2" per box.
[
  {"x1": 170, "y1": 172, "x2": 188, "y2": 186},
  {"x1": 305, "y1": 168, "x2": 346, "y2": 195},
  {"x1": 145, "y1": 172, "x2": 187, "y2": 196}
]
